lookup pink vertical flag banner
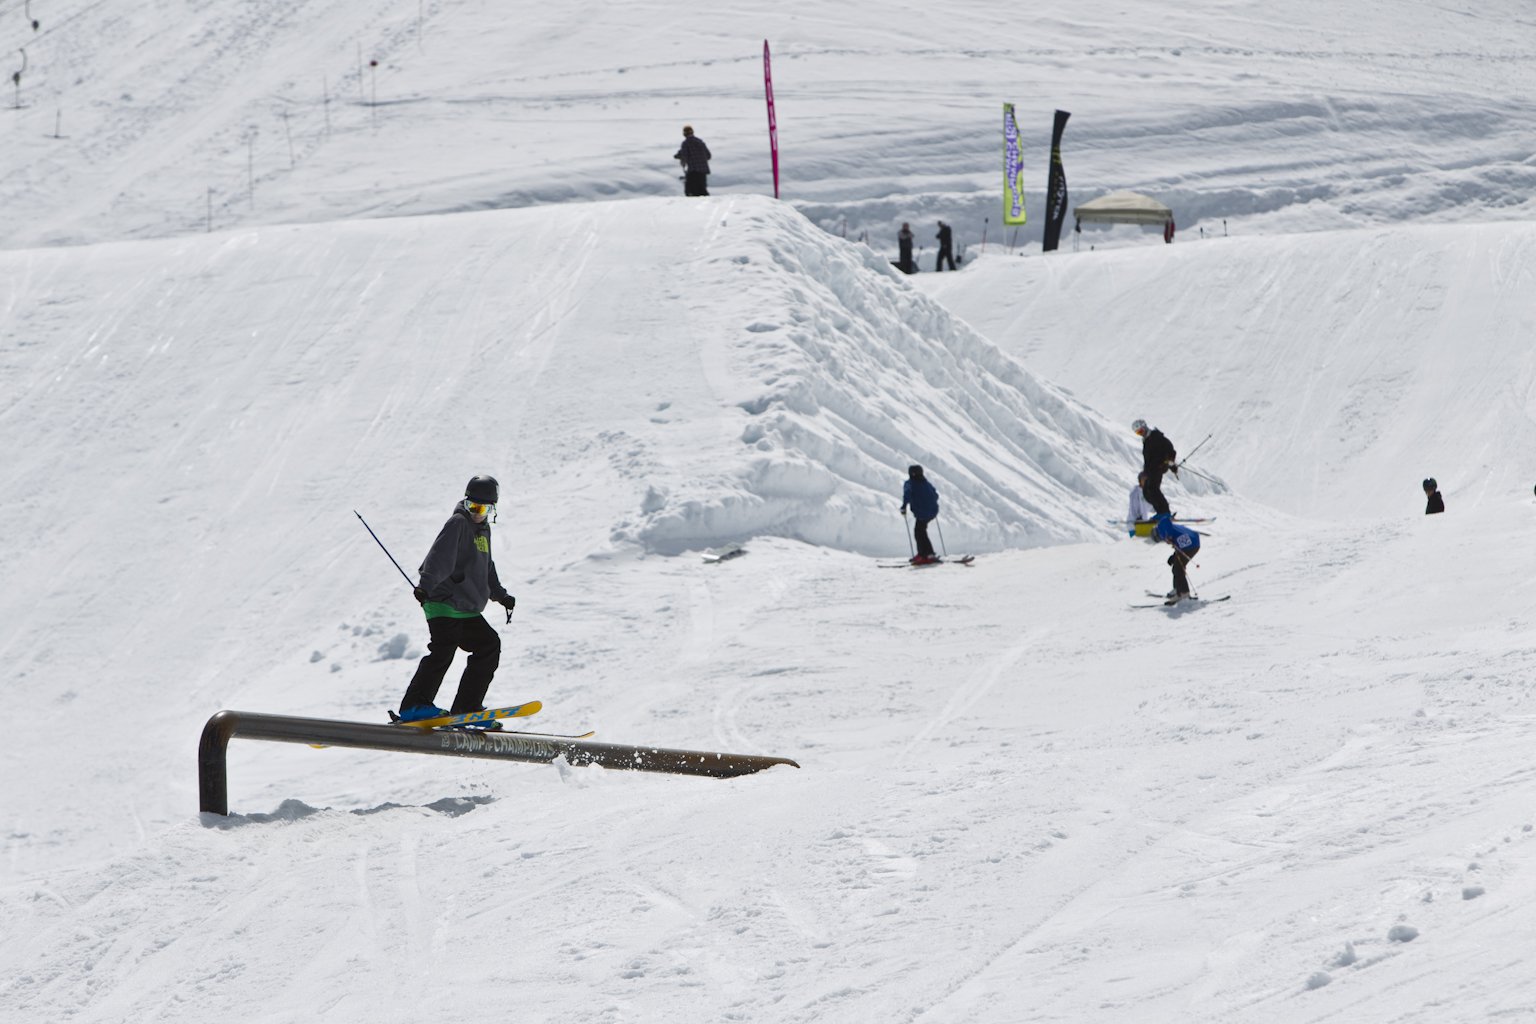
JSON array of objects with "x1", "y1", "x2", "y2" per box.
[{"x1": 763, "y1": 40, "x2": 780, "y2": 198}]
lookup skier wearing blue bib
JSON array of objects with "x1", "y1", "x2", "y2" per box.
[{"x1": 1151, "y1": 513, "x2": 1200, "y2": 604}]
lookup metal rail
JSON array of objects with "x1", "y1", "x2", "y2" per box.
[{"x1": 198, "y1": 710, "x2": 799, "y2": 815}]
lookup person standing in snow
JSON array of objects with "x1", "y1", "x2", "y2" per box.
[
  {"x1": 1132, "y1": 418, "x2": 1178, "y2": 517},
  {"x1": 897, "y1": 222, "x2": 915, "y2": 274},
  {"x1": 1126, "y1": 471, "x2": 1155, "y2": 535},
  {"x1": 1423, "y1": 477, "x2": 1445, "y2": 514},
  {"x1": 675, "y1": 125, "x2": 712, "y2": 197},
  {"x1": 935, "y1": 221, "x2": 956, "y2": 272},
  {"x1": 1151, "y1": 513, "x2": 1201, "y2": 605},
  {"x1": 900, "y1": 464, "x2": 941, "y2": 565},
  {"x1": 397, "y1": 475, "x2": 518, "y2": 726}
]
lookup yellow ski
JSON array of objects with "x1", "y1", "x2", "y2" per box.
[{"x1": 389, "y1": 700, "x2": 542, "y2": 730}]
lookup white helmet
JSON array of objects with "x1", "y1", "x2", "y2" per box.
[{"x1": 1131, "y1": 418, "x2": 1148, "y2": 434}]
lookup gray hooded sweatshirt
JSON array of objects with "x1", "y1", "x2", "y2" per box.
[{"x1": 417, "y1": 506, "x2": 510, "y2": 618}]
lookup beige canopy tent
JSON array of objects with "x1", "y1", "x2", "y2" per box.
[
  {"x1": 1073, "y1": 190, "x2": 1173, "y2": 226},
  {"x1": 1073, "y1": 190, "x2": 1175, "y2": 244}
]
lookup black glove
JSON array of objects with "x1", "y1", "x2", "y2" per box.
[
  {"x1": 412, "y1": 586, "x2": 427, "y2": 604},
  {"x1": 500, "y1": 595, "x2": 517, "y2": 613}
]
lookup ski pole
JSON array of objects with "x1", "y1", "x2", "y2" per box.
[
  {"x1": 902, "y1": 510, "x2": 915, "y2": 558},
  {"x1": 1177, "y1": 432, "x2": 1213, "y2": 471},
  {"x1": 1177, "y1": 463, "x2": 1220, "y2": 484},
  {"x1": 936, "y1": 519, "x2": 948, "y2": 557},
  {"x1": 354, "y1": 510, "x2": 414, "y2": 590}
]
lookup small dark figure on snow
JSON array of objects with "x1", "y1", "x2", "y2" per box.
[
  {"x1": 1423, "y1": 477, "x2": 1445, "y2": 515},
  {"x1": 900, "y1": 464, "x2": 941, "y2": 564},
  {"x1": 398, "y1": 476, "x2": 518, "y2": 725},
  {"x1": 1151, "y1": 513, "x2": 1201, "y2": 604},
  {"x1": 675, "y1": 125, "x2": 712, "y2": 197},
  {"x1": 897, "y1": 222, "x2": 915, "y2": 274},
  {"x1": 1132, "y1": 418, "x2": 1177, "y2": 517},
  {"x1": 935, "y1": 221, "x2": 956, "y2": 272}
]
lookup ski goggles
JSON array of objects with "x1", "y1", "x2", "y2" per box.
[{"x1": 464, "y1": 499, "x2": 496, "y2": 516}]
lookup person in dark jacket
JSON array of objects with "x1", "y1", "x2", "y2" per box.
[
  {"x1": 935, "y1": 221, "x2": 956, "y2": 271},
  {"x1": 900, "y1": 464, "x2": 941, "y2": 564},
  {"x1": 897, "y1": 223, "x2": 915, "y2": 274},
  {"x1": 1132, "y1": 418, "x2": 1178, "y2": 517},
  {"x1": 674, "y1": 125, "x2": 712, "y2": 197},
  {"x1": 398, "y1": 475, "x2": 518, "y2": 725},
  {"x1": 1151, "y1": 513, "x2": 1201, "y2": 604},
  {"x1": 1423, "y1": 477, "x2": 1445, "y2": 514}
]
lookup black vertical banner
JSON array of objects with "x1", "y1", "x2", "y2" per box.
[{"x1": 1042, "y1": 109, "x2": 1071, "y2": 252}]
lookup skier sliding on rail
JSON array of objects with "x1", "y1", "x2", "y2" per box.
[{"x1": 397, "y1": 475, "x2": 519, "y2": 728}]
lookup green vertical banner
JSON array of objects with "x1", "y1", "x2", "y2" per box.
[{"x1": 1003, "y1": 103, "x2": 1027, "y2": 226}]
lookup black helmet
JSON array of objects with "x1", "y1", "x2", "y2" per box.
[
  {"x1": 465, "y1": 475, "x2": 499, "y2": 504},
  {"x1": 908, "y1": 464, "x2": 924, "y2": 478},
  {"x1": 1422, "y1": 478, "x2": 1436, "y2": 491}
]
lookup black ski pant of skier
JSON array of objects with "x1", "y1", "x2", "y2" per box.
[
  {"x1": 400, "y1": 614, "x2": 501, "y2": 715},
  {"x1": 684, "y1": 171, "x2": 709, "y2": 196},
  {"x1": 914, "y1": 516, "x2": 937, "y2": 558},
  {"x1": 1143, "y1": 467, "x2": 1172, "y2": 516},
  {"x1": 1169, "y1": 548, "x2": 1196, "y2": 596},
  {"x1": 935, "y1": 248, "x2": 955, "y2": 272}
]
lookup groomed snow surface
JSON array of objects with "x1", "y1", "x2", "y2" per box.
[{"x1": 6, "y1": 3, "x2": 1536, "y2": 1023}]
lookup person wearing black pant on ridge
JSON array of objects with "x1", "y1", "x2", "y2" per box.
[
  {"x1": 935, "y1": 221, "x2": 956, "y2": 271},
  {"x1": 897, "y1": 222, "x2": 915, "y2": 274},
  {"x1": 1132, "y1": 418, "x2": 1178, "y2": 517},
  {"x1": 398, "y1": 475, "x2": 518, "y2": 728},
  {"x1": 1423, "y1": 478, "x2": 1445, "y2": 514},
  {"x1": 674, "y1": 125, "x2": 712, "y2": 197}
]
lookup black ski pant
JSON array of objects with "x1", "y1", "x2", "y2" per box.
[
  {"x1": 400, "y1": 614, "x2": 501, "y2": 715},
  {"x1": 935, "y1": 248, "x2": 955, "y2": 272},
  {"x1": 684, "y1": 171, "x2": 709, "y2": 196},
  {"x1": 1169, "y1": 547, "x2": 1197, "y2": 596},
  {"x1": 1143, "y1": 467, "x2": 1172, "y2": 516},
  {"x1": 914, "y1": 516, "x2": 936, "y2": 558}
]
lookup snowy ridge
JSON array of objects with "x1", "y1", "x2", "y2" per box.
[
  {"x1": 0, "y1": 194, "x2": 1176, "y2": 578},
  {"x1": 618, "y1": 197, "x2": 1220, "y2": 556}
]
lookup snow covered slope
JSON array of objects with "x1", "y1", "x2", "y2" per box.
[
  {"x1": 0, "y1": 192, "x2": 1183, "y2": 866},
  {"x1": 7, "y1": 1, "x2": 1536, "y2": 1022},
  {"x1": 921, "y1": 223, "x2": 1536, "y2": 518},
  {"x1": 4, "y1": 0, "x2": 1534, "y2": 250}
]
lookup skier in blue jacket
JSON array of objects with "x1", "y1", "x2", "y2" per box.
[
  {"x1": 1151, "y1": 513, "x2": 1200, "y2": 604},
  {"x1": 900, "y1": 464, "x2": 941, "y2": 565}
]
